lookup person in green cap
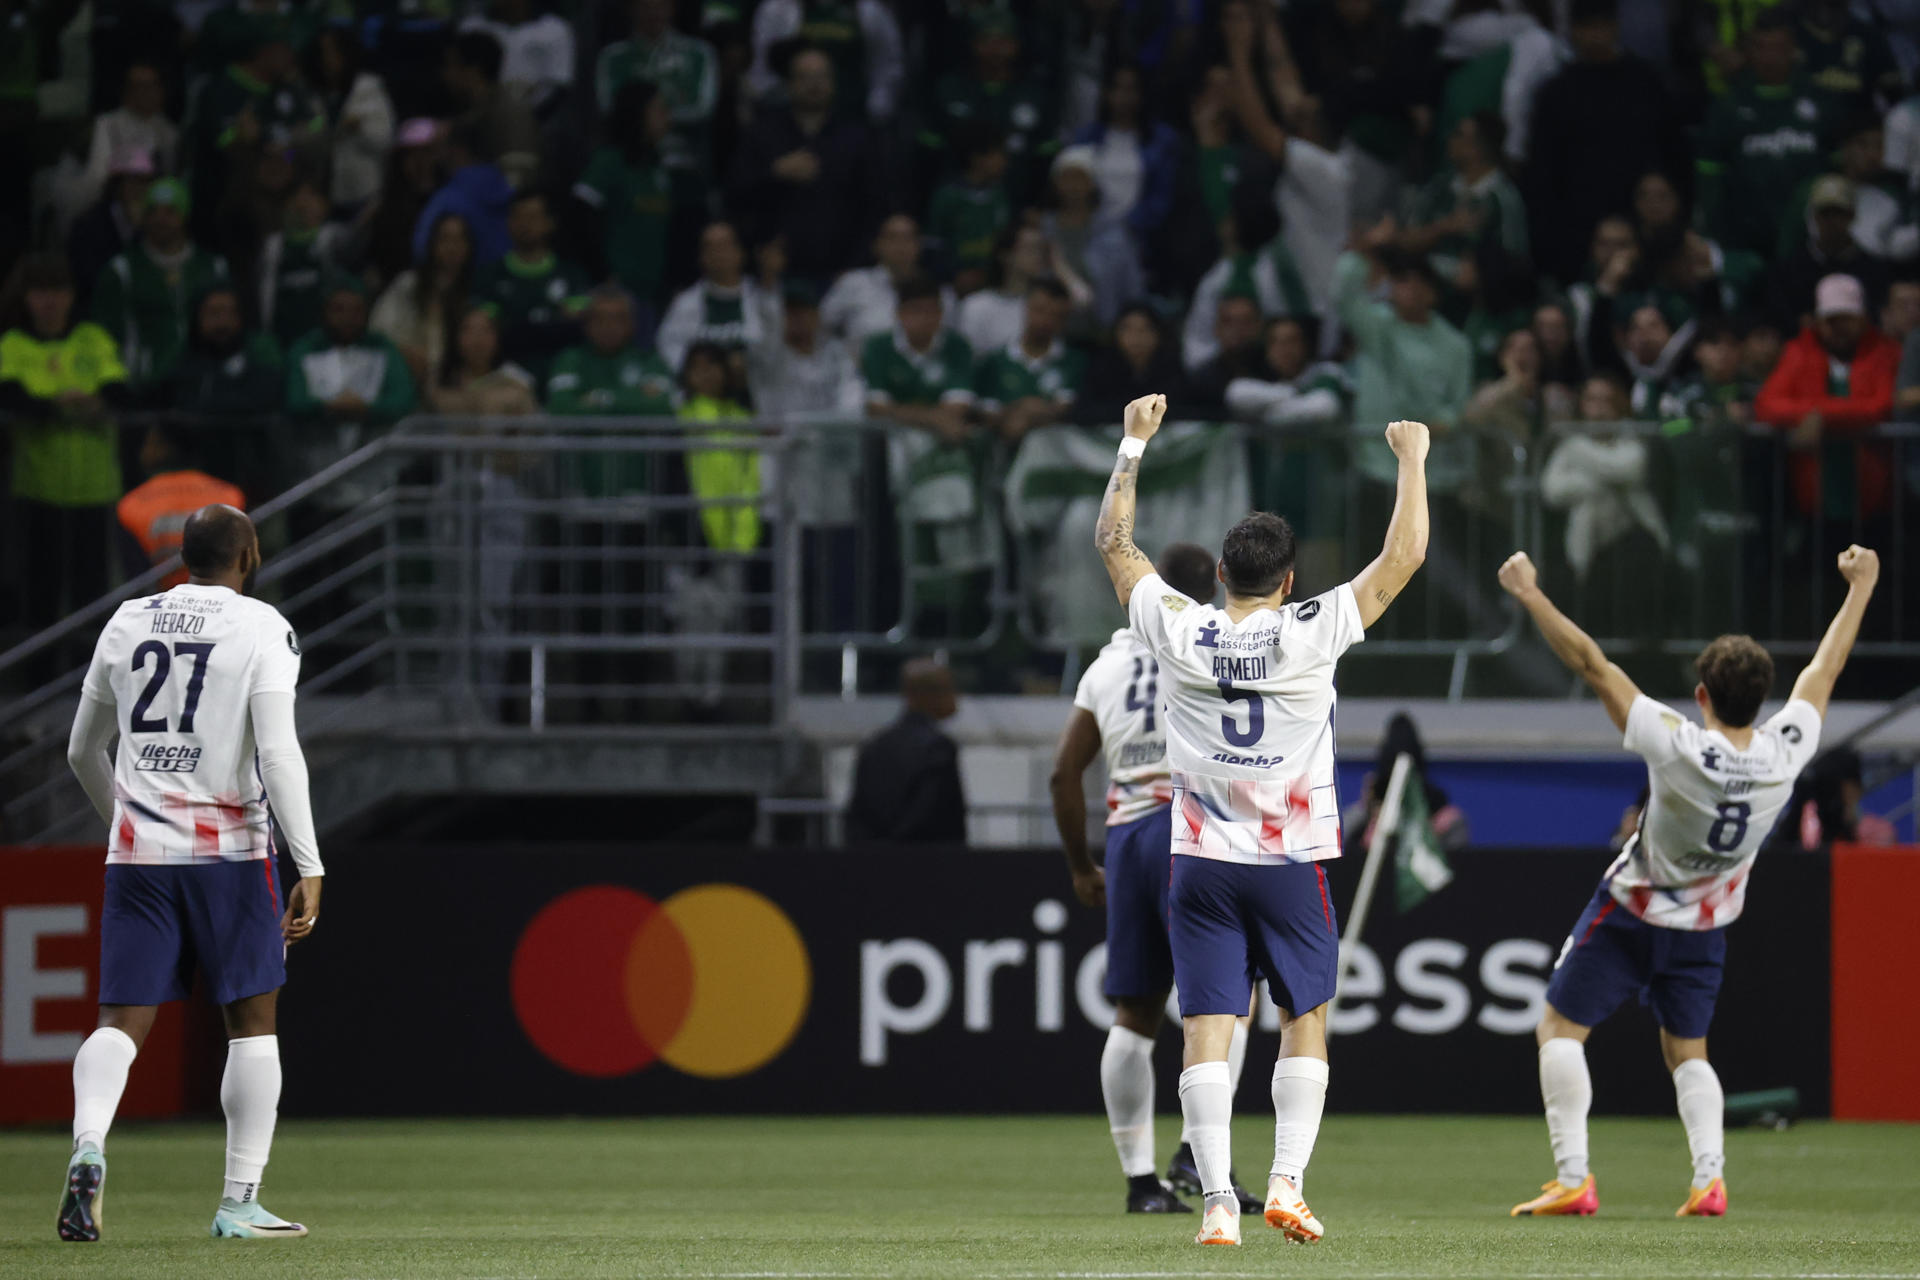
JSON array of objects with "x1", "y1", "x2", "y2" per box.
[
  {"x1": 0, "y1": 252, "x2": 131, "y2": 632},
  {"x1": 91, "y1": 178, "x2": 232, "y2": 391},
  {"x1": 921, "y1": 9, "x2": 1056, "y2": 212}
]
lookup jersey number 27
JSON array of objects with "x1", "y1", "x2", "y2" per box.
[{"x1": 130, "y1": 641, "x2": 217, "y2": 734}]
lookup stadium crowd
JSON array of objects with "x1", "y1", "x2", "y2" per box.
[{"x1": 4, "y1": 0, "x2": 1920, "y2": 646}]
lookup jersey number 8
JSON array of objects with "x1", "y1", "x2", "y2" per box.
[{"x1": 1706, "y1": 800, "x2": 1751, "y2": 853}]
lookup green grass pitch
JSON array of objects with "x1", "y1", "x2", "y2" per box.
[{"x1": 2, "y1": 1115, "x2": 1916, "y2": 1279}]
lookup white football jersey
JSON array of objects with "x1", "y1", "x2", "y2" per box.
[
  {"x1": 1127, "y1": 574, "x2": 1364, "y2": 864},
  {"x1": 80, "y1": 584, "x2": 301, "y2": 864},
  {"x1": 1072, "y1": 629, "x2": 1173, "y2": 827},
  {"x1": 1607, "y1": 694, "x2": 1821, "y2": 930}
]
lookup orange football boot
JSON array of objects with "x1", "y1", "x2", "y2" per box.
[{"x1": 1510, "y1": 1175, "x2": 1598, "y2": 1216}]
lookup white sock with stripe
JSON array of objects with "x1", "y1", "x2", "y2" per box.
[
  {"x1": 1100, "y1": 1026, "x2": 1157, "y2": 1178},
  {"x1": 72, "y1": 1027, "x2": 137, "y2": 1152},
  {"x1": 1178, "y1": 1061, "x2": 1236, "y2": 1211},
  {"x1": 221, "y1": 1035, "x2": 281, "y2": 1204},
  {"x1": 1538, "y1": 1037, "x2": 1592, "y2": 1186},
  {"x1": 1672, "y1": 1059, "x2": 1726, "y2": 1189}
]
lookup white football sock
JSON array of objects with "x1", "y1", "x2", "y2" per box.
[
  {"x1": 1101, "y1": 1026, "x2": 1157, "y2": 1178},
  {"x1": 1227, "y1": 1020, "x2": 1249, "y2": 1098},
  {"x1": 1672, "y1": 1059, "x2": 1726, "y2": 1189},
  {"x1": 1538, "y1": 1037, "x2": 1592, "y2": 1186},
  {"x1": 221, "y1": 1035, "x2": 282, "y2": 1204},
  {"x1": 1270, "y1": 1056, "x2": 1329, "y2": 1187},
  {"x1": 72, "y1": 1027, "x2": 137, "y2": 1152},
  {"x1": 1178, "y1": 1061, "x2": 1235, "y2": 1210}
]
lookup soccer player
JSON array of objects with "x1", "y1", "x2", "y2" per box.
[
  {"x1": 59, "y1": 504, "x2": 325, "y2": 1242},
  {"x1": 1496, "y1": 545, "x2": 1878, "y2": 1220},
  {"x1": 1094, "y1": 394, "x2": 1431, "y2": 1246},
  {"x1": 1051, "y1": 541, "x2": 1261, "y2": 1217}
]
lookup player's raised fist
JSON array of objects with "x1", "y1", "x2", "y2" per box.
[
  {"x1": 1123, "y1": 394, "x2": 1167, "y2": 441},
  {"x1": 1497, "y1": 551, "x2": 1538, "y2": 597},
  {"x1": 1838, "y1": 544, "x2": 1880, "y2": 588},
  {"x1": 1384, "y1": 419, "x2": 1430, "y2": 462}
]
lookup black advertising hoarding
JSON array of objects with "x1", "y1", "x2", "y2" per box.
[{"x1": 278, "y1": 847, "x2": 1829, "y2": 1116}]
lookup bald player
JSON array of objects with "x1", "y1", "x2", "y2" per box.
[{"x1": 60, "y1": 504, "x2": 324, "y2": 1243}]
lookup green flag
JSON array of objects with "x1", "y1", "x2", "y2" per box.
[{"x1": 1391, "y1": 757, "x2": 1453, "y2": 911}]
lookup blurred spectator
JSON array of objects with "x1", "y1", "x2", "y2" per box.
[
  {"x1": 1286, "y1": 0, "x2": 1426, "y2": 226},
  {"x1": 728, "y1": 46, "x2": 882, "y2": 285},
  {"x1": 1769, "y1": 176, "x2": 1892, "y2": 334},
  {"x1": 1465, "y1": 327, "x2": 1550, "y2": 442},
  {"x1": 80, "y1": 61, "x2": 178, "y2": 213},
  {"x1": 1740, "y1": 319, "x2": 1785, "y2": 385},
  {"x1": 1183, "y1": 182, "x2": 1312, "y2": 373},
  {"x1": 747, "y1": 0, "x2": 904, "y2": 123},
  {"x1": 1565, "y1": 214, "x2": 1637, "y2": 360},
  {"x1": 258, "y1": 178, "x2": 354, "y2": 351},
  {"x1": 973, "y1": 279, "x2": 1083, "y2": 443},
  {"x1": 1185, "y1": 291, "x2": 1263, "y2": 410},
  {"x1": 1783, "y1": 114, "x2": 1917, "y2": 265},
  {"x1": 1697, "y1": 11, "x2": 1837, "y2": 261},
  {"x1": 679, "y1": 339, "x2": 757, "y2": 553},
  {"x1": 860, "y1": 275, "x2": 975, "y2": 439},
  {"x1": 1531, "y1": 302, "x2": 1583, "y2": 412},
  {"x1": 1155, "y1": 64, "x2": 1258, "y2": 300},
  {"x1": 657, "y1": 221, "x2": 776, "y2": 372},
  {"x1": 460, "y1": 0, "x2": 577, "y2": 116},
  {"x1": 1659, "y1": 319, "x2": 1754, "y2": 429},
  {"x1": 1340, "y1": 712, "x2": 1470, "y2": 859},
  {"x1": 92, "y1": 180, "x2": 232, "y2": 390},
  {"x1": 1775, "y1": 746, "x2": 1899, "y2": 852},
  {"x1": 374, "y1": 212, "x2": 478, "y2": 387},
  {"x1": 476, "y1": 190, "x2": 590, "y2": 380},
  {"x1": 1070, "y1": 303, "x2": 1191, "y2": 427},
  {"x1": 68, "y1": 148, "x2": 156, "y2": 312},
  {"x1": 821, "y1": 214, "x2": 947, "y2": 349},
  {"x1": 1334, "y1": 242, "x2": 1473, "y2": 489},
  {"x1": 923, "y1": 10, "x2": 1057, "y2": 209},
  {"x1": 1222, "y1": 7, "x2": 1351, "y2": 315},
  {"x1": 1540, "y1": 371, "x2": 1670, "y2": 583},
  {"x1": 749, "y1": 279, "x2": 863, "y2": 420},
  {"x1": 1525, "y1": 0, "x2": 1684, "y2": 285},
  {"x1": 1882, "y1": 277, "x2": 1920, "y2": 349},
  {"x1": 199, "y1": 1, "x2": 320, "y2": 72},
  {"x1": 445, "y1": 29, "x2": 540, "y2": 190},
  {"x1": 286, "y1": 275, "x2": 418, "y2": 462},
  {"x1": 364, "y1": 119, "x2": 445, "y2": 289},
  {"x1": 547, "y1": 286, "x2": 676, "y2": 418},
  {"x1": 1066, "y1": 64, "x2": 1179, "y2": 244},
  {"x1": 307, "y1": 26, "x2": 395, "y2": 216},
  {"x1": 1399, "y1": 112, "x2": 1528, "y2": 288},
  {"x1": 171, "y1": 283, "x2": 285, "y2": 492},
  {"x1": 414, "y1": 121, "x2": 513, "y2": 268},
  {"x1": 1585, "y1": 252, "x2": 1691, "y2": 420},
  {"x1": 1797, "y1": 0, "x2": 1903, "y2": 114},
  {"x1": 1224, "y1": 316, "x2": 1351, "y2": 429},
  {"x1": 595, "y1": 0, "x2": 720, "y2": 194},
  {"x1": 1756, "y1": 274, "x2": 1899, "y2": 522},
  {"x1": 847, "y1": 658, "x2": 966, "y2": 845},
  {"x1": 954, "y1": 223, "x2": 1046, "y2": 356},
  {"x1": 0, "y1": 254, "x2": 131, "y2": 626},
  {"x1": 182, "y1": 20, "x2": 325, "y2": 245},
  {"x1": 428, "y1": 305, "x2": 538, "y2": 416},
  {"x1": 1040, "y1": 146, "x2": 1144, "y2": 334},
  {"x1": 574, "y1": 81, "x2": 675, "y2": 319},
  {"x1": 927, "y1": 130, "x2": 1012, "y2": 295},
  {"x1": 115, "y1": 423, "x2": 246, "y2": 588}
]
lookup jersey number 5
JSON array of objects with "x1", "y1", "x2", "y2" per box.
[
  {"x1": 130, "y1": 641, "x2": 216, "y2": 734},
  {"x1": 1124, "y1": 658, "x2": 1158, "y2": 731},
  {"x1": 1217, "y1": 681, "x2": 1264, "y2": 747}
]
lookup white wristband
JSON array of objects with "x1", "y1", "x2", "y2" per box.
[{"x1": 1118, "y1": 437, "x2": 1146, "y2": 459}]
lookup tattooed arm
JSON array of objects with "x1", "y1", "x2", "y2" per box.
[
  {"x1": 1094, "y1": 394, "x2": 1167, "y2": 605},
  {"x1": 1350, "y1": 420, "x2": 1431, "y2": 629}
]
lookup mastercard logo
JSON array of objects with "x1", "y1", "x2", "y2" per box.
[{"x1": 510, "y1": 884, "x2": 810, "y2": 1079}]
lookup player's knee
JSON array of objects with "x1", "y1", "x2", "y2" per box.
[
  {"x1": 1660, "y1": 1031, "x2": 1708, "y2": 1069},
  {"x1": 1536, "y1": 1005, "x2": 1589, "y2": 1045},
  {"x1": 1113, "y1": 997, "x2": 1164, "y2": 1038}
]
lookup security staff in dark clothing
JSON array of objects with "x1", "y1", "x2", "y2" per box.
[{"x1": 847, "y1": 659, "x2": 967, "y2": 844}]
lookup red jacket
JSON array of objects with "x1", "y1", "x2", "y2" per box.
[{"x1": 1754, "y1": 325, "x2": 1899, "y2": 517}]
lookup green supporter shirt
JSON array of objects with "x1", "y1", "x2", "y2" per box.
[
  {"x1": 92, "y1": 245, "x2": 231, "y2": 387},
  {"x1": 1405, "y1": 167, "x2": 1530, "y2": 284},
  {"x1": 1697, "y1": 78, "x2": 1836, "y2": 257},
  {"x1": 972, "y1": 340, "x2": 1086, "y2": 411},
  {"x1": 861, "y1": 328, "x2": 975, "y2": 408},
  {"x1": 266, "y1": 231, "x2": 327, "y2": 350},
  {"x1": 927, "y1": 179, "x2": 1011, "y2": 276},
  {"x1": 1196, "y1": 143, "x2": 1252, "y2": 230},
  {"x1": 923, "y1": 74, "x2": 1056, "y2": 208},
  {"x1": 593, "y1": 32, "x2": 719, "y2": 178},
  {"x1": 573, "y1": 147, "x2": 673, "y2": 303},
  {"x1": 545, "y1": 344, "x2": 677, "y2": 496},
  {"x1": 1332, "y1": 251, "x2": 1473, "y2": 489},
  {"x1": 793, "y1": 0, "x2": 869, "y2": 121},
  {"x1": 0, "y1": 324, "x2": 128, "y2": 506}
]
